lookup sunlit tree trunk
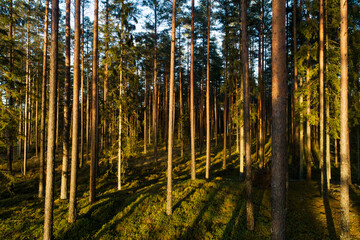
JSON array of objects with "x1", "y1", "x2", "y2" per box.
[
  {"x1": 340, "y1": 0, "x2": 350, "y2": 238},
  {"x1": 80, "y1": 0, "x2": 85, "y2": 168},
  {"x1": 68, "y1": 0, "x2": 80, "y2": 223},
  {"x1": 24, "y1": 17, "x2": 29, "y2": 176},
  {"x1": 39, "y1": 0, "x2": 49, "y2": 198},
  {"x1": 167, "y1": 0, "x2": 177, "y2": 215},
  {"x1": 43, "y1": 0, "x2": 59, "y2": 237},
  {"x1": 118, "y1": 26, "x2": 124, "y2": 191},
  {"x1": 319, "y1": 0, "x2": 327, "y2": 195},
  {"x1": 242, "y1": 0, "x2": 254, "y2": 230},
  {"x1": 90, "y1": 0, "x2": 99, "y2": 204},
  {"x1": 205, "y1": 0, "x2": 211, "y2": 179},
  {"x1": 61, "y1": 0, "x2": 71, "y2": 201},
  {"x1": 271, "y1": 0, "x2": 287, "y2": 238},
  {"x1": 258, "y1": 0, "x2": 265, "y2": 168},
  {"x1": 7, "y1": 0, "x2": 14, "y2": 174},
  {"x1": 190, "y1": 0, "x2": 196, "y2": 180},
  {"x1": 153, "y1": 3, "x2": 158, "y2": 162}
]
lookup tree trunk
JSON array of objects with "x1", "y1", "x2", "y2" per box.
[
  {"x1": 7, "y1": 0, "x2": 14, "y2": 174},
  {"x1": 118, "y1": 27, "x2": 124, "y2": 191},
  {"x1": 43, "y1": 0, "x2": 59, "y2": 237},
  {"x1": 61, "y1": 0, "x2": 71, "y2": 201},
  {"x1": 240, "y1": 72, "x2": 244, "y2": 177},
  {"x1": 80, "y1": 0, "x2": 85, "y2": 168},
  {"x1": 190, "y1": 0, "x2": 196, "y2": 180},
  {"x1": 24, "y1": 18, "x2": 29, "y2": 176},
  {"x1": 90, "y1": 0, "x2": 99, "y2": 204},
  {"x1": 68, "y1": 0, "x2": 80, "y2": 223},
  {"x1": 271, "y1": 0, "x2": 287, "y2": 238},
  {"x1": 144, "y1": 68, "x2": 147, "y2": 154},
  {"x1": 167, "y1": 0, "x2": 176, "y2": 215},
  {"x1": 103, "y1": 0, "x2": 109, "y2": 150},
  {"x1": 39, "y1": 0, "x2": 49, "y2": 198},
  {"x1": 306, "y1": 24, "x2": 312, "y2": 180},
  {"x1": 153, "y1": 4, "x2": 158, "y2": 162},
  {"x1": 205, "y1": 0, "x2": 211, "y2": 180},
  {"x1": 242, "y1": 0, "x2": 254, "y2": 231},
  {"x1": 320, "y1": 0, "x2": 327, "y2": 195},
  {"x1": 340, "y1": 0, "x2": 350, "y2": 238}
]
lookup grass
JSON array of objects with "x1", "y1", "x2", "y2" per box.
[{"x1": 1, "y1": 137, "x2": 360, "y2": 239}]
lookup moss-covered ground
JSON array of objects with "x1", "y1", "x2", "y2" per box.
[{"x1": 1, "y1": 138, "x2": 360, "y2": 239}]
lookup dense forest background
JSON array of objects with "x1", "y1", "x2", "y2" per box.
[{"x1": 0, "y1": 0, "x2": 360, "y2": 239}]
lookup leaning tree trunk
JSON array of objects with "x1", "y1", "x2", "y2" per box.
[
  {"x1": 340, "y1": 0, "x2": 350, "y2": 238},
  {"x1": 43, "y1": 0, "x2": 59, "y2": 238},
  {"x1": 242, "y1": 0, "x2": 254, "y2": 231},
  {"x1": 271, "y1": 0, "x2": 287, "y2": 238},
  {"x1": 68, "y1": 0, "x2": 80, "y2": 223}
]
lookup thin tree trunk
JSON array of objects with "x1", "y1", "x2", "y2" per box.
[
  {"x1": 242, "y1": 0, "x2": 254, "y2": 231},
  {"x1": 340, "y1": 0, "x2": 350, "y2": 237},
  {"x1": 61, "y1": 0, "x2": 71, "y2": 201},
  {"x1": 205, "y1": 0, "x2": 211, "y2": 180},
  {"x1": 103, "y1": 0, "x2": 109, "y2": 149},
  {"x1": 39, "y1": 0, "x2": 49, "y2": 198},
  {"x1": 80, "y1": 0, "x2": 85, "y2": 168},
  {"x1": 68, "y1": 0, "x2": 80, "y2": 223},
  {"x1": 240, "y1": 72, "x2": 244, "y2": 177},
  {"x1": 258, "y1": 0, "x2": 264, "y2": 168},
  {"x1": 153, "y1": 4, "x2": 158, "y2": 162},
  {"x1": 335, "y1": 138, "x2": 338, "y2": 168},
  {"x1": 190, "y1": 0, "x2": 196, "y2": 180},
  {"x1": 90, "y1": 0, "x2": 99, "y2": 204},
  {"x1": 271, "y1": 0, "x2": 287, "y2": 238},
  {"x1": 43, "y1": 0, "x2": 59, "y2": 237},
  {"x1": 118, "y1": 26, "x2": 124, "y2": 191},
  {"x1": 306, "y1": 22, "x2": 312, "y2": 180},
  {"x1": 24, "y1": 17, "x2": 29, "y2": 176},
  {"x1": 144, "y1": 68, "x2": 147, "y2": 154},
  {"x1": 7, "y1": 0, "x2": 14, "y2": 174},
  {"x1": 320, "y1": 0, "x2": 327, "y2": 195}
]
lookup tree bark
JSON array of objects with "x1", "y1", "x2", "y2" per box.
[
  {"x1": 80, "y1": 0, "x2": 85, "y2": 168},
  {"x1": 320, "y1": 0, "x2": 327, "y2": 195},
  {"x1": 43, "y1": 0, "x2": 59, "y2": 237},
  {"x1": 205, "y1": 0, "x2": 211, "y2": 180},
  {"x1": 61, "y1": 0, "x2": 71, "y2": 201},
  {"x1": 271, "y1": 0, "x2": 287, "y2": 238},
  {"x1": 242, "y1": 0, "x2": 254, "y2": 230},
  {"x1": 340, "y1": 0, "x2": 350, "y2": 238},
  {"x1": 39, "y1": 0, "x2": 49, "y2": 198},
  {"x1": 306, "y1": 17, "x2": 312, "y2": 180},
  {"x1": 90, "y1": 0, "x2": 99, "y2": 204},
  {"x1": 68, "y1": 0, "x2": 81, "y2": 223},
  {"x1": 190, "y1": 0, "x2": 196, "y2": 180},
  {"x1": 167, "y1": 0, "x2": 177, "y2": 215}
]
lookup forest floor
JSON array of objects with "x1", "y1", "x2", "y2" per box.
[{"x1": 1, "y1": 138, "x2": 360, "y2": 240}]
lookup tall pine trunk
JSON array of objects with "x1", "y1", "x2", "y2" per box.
[
  {"x1": 340, "y1": 0, "x2": 350, "y2": 238},
  {"x1": 167, "y1": 0, "x2": 177, "y2": 215},
  {"x1": 43, "y1": 0, "x2": 59, "y2": 237},
  {"x1": 90, "y1": 0, "x2": 99, "y2": 204},
  {"x1": 242, "y1": 0, "x2": 254, "y2": 230},
  {"x1": 190, "y1": 0, "x2": 196, "y2": 180},
  {"x1": 61, "y1": 0, "x2": 71, "y2": 201},
  {"x1": 68, "y1": 0, "x2": 81, "y2": 223},
  {"x1": 271, "y1": 0, "x2": 287, "y2": 238},
  {"x1": 205, "y1": 0, "x2": 211, "y2": 180},
  {"x1": 39, "y1": 0, "x2": 49, "y2": 198}
]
